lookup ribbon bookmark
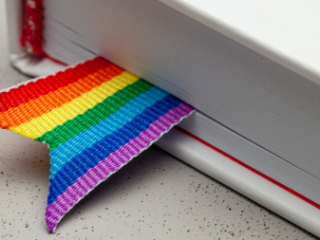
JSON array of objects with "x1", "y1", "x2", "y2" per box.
[{"x1": 0, "y1": 57, "x2": 195, "y2": 232}]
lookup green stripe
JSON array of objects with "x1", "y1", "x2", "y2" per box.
[{"x1": 37, "y1": 79, "x2": 153, "y2": 150}]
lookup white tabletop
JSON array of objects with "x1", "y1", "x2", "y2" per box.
[{"x1": 0, "y1": 2, "x2": 317, "y2": 239}]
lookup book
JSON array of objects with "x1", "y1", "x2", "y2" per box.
[{"x1": 5, "y1": 0, "x2": 320, "y2": 237}]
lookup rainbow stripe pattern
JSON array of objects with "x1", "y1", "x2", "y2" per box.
[{"x1": 0, "y1": 57, "x2": 194, "y2": 232}]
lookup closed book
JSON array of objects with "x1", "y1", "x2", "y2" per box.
[{"x1": 5, "y1": 0, "x2": 320, "y2": 236}]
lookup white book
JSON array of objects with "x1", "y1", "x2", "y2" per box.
[{"x1": 5, "y1": 0, "x2": 320, "y2": 237}]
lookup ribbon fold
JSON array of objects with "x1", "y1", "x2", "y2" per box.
[{"x1": 0, "y1": 57, "x2": 194, "y2": 232}]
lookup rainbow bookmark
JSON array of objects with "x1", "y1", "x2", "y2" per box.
[{"x1": 0, "y1": 57, "x2": 195, "y2": 232}]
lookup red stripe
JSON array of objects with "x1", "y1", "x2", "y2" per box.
[
  {"x1": 175, "y1": 126, "x2": 320, "y2": 210},
  {"x1": 0, "y1": 57, "x2": 111, "y2": 112}
]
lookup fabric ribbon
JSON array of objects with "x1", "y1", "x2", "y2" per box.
[{"x1": 0, "y1": 57, "x2": 195, "y2": 232}]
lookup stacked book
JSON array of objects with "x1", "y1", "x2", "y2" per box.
[{"x1": 5, "y1": 0, "x2": 320, "y2": 236}]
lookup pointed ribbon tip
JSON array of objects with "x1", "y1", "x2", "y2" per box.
[{"x1": 0, "y1": 56, "x2": 195, "y2": 232}]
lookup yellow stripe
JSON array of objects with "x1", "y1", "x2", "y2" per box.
[{"x1": 10, "y1": 71, "x2": 139, "y2": 139}]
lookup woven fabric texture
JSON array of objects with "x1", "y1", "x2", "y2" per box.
[
  {"x1": 21, "y1": 0, "x2": 44, "y2": 55},
  {"x1": 0, "y1": 57, "x2": 195, "y2": 232}
]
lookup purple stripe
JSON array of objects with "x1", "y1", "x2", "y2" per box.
[{"x1": 45, "y1": 102, "x2": 194, "y2": 232}]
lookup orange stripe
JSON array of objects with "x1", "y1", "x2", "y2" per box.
[
  {"x1": 1, "y1": 65, "x2": 124, "y2": 128},
  {"x1": 0, "y1": 57, "x2": 109, "y2": 113}
]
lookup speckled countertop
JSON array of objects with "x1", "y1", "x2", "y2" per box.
[{"x1": 0, "y1": 2, "x2": 317, "y2": 240}]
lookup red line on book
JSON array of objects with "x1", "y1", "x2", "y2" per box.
[
  {"x1": 175, "y1": 125, "x2": 320, "y2": 210},
  {"x1": 43, "y1": 53, "x2": 68, "y2": 66}
]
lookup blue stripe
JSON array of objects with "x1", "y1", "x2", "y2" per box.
[
  {"x1": 47, "y1": 95, "x2": 182, "y2": 204},
  {"x1": 49, "y1": 86, "x2": 168, "y2": 179}
]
